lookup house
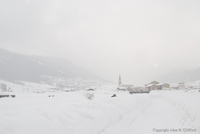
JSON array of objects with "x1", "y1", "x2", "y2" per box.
[
  {"x1": 145, "y1": 84, "x2": 158, "y2": 90},
  {"x1": 157, "y1": 83, "x2": 170, "y2": 90},
  {"x1": 178, "y1": 83, "x2": 185, "y2": 90},
  {"x1": 145, "y1": 81, "x2": 170, "y2": 91},
  {"x1": 118, "y1": 85, "x2": 134, "y2": 91},
  {"x1": 129, "y1": 86, "x2": 150, "y2": 94},
  {"x1": 133, "y1": 87, "x2": 145, "y2": 92},
  {"x1": 117, "y1": 86, "x2": 127, "y2": 91},
  {"x1": 148, "y1": 81, "x2": 159, "y2": 85},
  {"x1": 171, "y1": 83, "x2": 185, "y2": 90}
]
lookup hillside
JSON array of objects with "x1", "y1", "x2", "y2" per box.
[
  {"x1": 0, "y1": 48, "x2": 101, "y2": 84},
  {"x1": 156, "y1": 67, "x2": 200, "y2": 84}
]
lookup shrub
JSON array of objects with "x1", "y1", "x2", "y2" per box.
[{"x1": 85, "y1": 93, "x2": 94, "y2": 100}]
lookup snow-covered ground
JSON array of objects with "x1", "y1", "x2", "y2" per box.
[
  {"x1": 0, "y1": 79, "x2": 56, "y2": 93},
  {"x1": 0, "y1": 88, "x2": 200, "y2": 134}
]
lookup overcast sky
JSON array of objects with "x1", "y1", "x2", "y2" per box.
[{"x1": 0, "y1": 0, "x2": 200, "y2": 86}]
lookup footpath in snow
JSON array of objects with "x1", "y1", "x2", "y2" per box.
[{"x1": 0, "y1": 90, "x2": 199, "y2": 134}]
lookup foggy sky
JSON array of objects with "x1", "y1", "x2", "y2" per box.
[{"x1": 0, "y1": 0, "x2": 200, "y2": 86}]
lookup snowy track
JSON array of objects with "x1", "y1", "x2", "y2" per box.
[
  {"x1": 98, "y1": 94, "x2": 151, "y2": 134},
  {"x1": 0, "y1": 90, "x2": 199, "y2": 134},
  {"x1": 99, "y1": 94, "x2": 181, "y2": 134}
]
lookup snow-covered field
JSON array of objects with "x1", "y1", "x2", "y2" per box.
[{"x1": 0, "y1": 88, "x2": 200, "y2": 134}]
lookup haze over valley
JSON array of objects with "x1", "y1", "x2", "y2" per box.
[{"x1": 0, "y1": 1, "x2": 200, "y2": 134}]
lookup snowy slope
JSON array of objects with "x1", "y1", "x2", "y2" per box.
[
  {"x1": 0, "y1": 79, "x2": 57, "y2": 93},
  {"x1": 0, "y1": 89, "x2": 199, "y2": 134},
  {"x1": 0, "y1": 79, "x2": 113, "y2": 93},
  {"x1": 156, "y1": 67, "x2": 200, "y2": 84},
  {"x1": 0, "y1": 48, "x2": 103, "y2": 83}
]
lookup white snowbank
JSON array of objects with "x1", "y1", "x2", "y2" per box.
[
  {"x1": 0, "y1": 89, "x2": 199, "y2": 134},
  {"x1": 161, "y1": 90, "x2": 200, "y2": 131}
]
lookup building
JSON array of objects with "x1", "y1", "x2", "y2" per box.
[
  {"x1": 157, "y1": 83, "x2": 170, "y2": 90},
  {"x1": 171, "y1": 83, "x2": 185, "y2": 90},
  {"x1": 145, "y1": 84, "x2": 158, "y2": 90},
  {"x1": 117, "y1": 75, "x2": 134, "y2": 91},
  {"x1": 178, "y1": 83, "x2": 185, "y2": 90},
  {"x1": 133, "y1": 87, "x2": 145, "y2": 92},
  {"x1": 145, "y1": 81, "x2": 170, "y2": 91}
]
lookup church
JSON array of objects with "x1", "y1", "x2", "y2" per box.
[{"x1": 117, "y1": 75, "x2": 134, "y2": 91}]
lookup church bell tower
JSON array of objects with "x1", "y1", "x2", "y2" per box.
[{"x1": 118, "y1": 74, "x2": 122, "y2": 87}]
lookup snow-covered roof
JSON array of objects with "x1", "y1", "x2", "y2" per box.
[
  {"x1": 157, "y1": 83, "x2": 169, "y2": 86},
  {"x1": 151, "y1": 81, "x2": 159, "y2": 83},
  {"x1": 118, "y1": 86, "x2": 127, "y2": 89},
  {"x1": 157, "y1": 83, "x2": 165, "y2": 86},
  {"x1": 146, "y1": 83, "x2": 169, "y2": 86},
  {"x1": 145, "y1": 84, "x2": 155, "y2": 87}
]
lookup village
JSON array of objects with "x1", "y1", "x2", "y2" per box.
[{"x1": 117, "y1": 75, "x2": 188, "y2": 93}]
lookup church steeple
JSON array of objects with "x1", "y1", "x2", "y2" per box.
[{"x1": 118, "y1": 74, "x2": 122, "y2": 87}]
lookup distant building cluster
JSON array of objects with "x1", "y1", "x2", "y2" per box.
[
  {"x1": 116, "y1": 75, "x2": 191, "y2": 92},
  {"x1": 145, "y1": 81, "x2": 170, "y2": 91},
  {"x1": 170, "y1": 83, "x2": 185, "y2": 90}
]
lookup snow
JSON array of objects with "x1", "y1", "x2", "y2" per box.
[
  {"x1": 0, "y1": 83, "x2": 200, "y2": 134},
  {"x1": 146, "y1": 84, "x2": 154, "y2": 87},
  {"x1": 157, "y1": 83, "x2": 164, "y2": 85},
  {"x1": 0, "y1": 80, "x2": 54, "y2": 92}
]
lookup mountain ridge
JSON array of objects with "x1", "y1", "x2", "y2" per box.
[
  {"x1": 0, "y1": 48, "x2": 103, "y2": 83},
  {"x1": 155, "y1": 67, "x2": 200, "y2": 84}
]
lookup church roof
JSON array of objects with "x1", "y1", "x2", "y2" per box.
[{"x1": 118, "y1": 86, "x2": 127, "y2": 90}]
